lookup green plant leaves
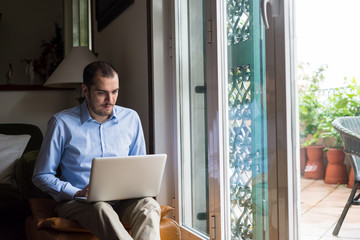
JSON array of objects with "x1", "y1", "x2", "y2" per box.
[{"x1": 299, "y1": 64, "x2": 360, "y2": 149}]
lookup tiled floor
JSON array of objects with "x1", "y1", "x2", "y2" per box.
[{"x1": 300, "y1": 178, "x2": 360, "y2": 239}]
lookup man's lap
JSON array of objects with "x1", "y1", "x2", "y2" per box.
[{"x1": 56, "y1": 197, "x2": 160, "y2": 225}]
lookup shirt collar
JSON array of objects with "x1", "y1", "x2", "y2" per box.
[{"x1": 80, "y1": 100, "x2": 119, "y2": 124}]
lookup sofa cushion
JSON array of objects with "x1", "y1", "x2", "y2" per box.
[
  {"x1": 0, "y1": 134, "x2": 30, "y2": 185},
  {"x1": 160, "y1": 205, "x2": 173, "y2": 218}
]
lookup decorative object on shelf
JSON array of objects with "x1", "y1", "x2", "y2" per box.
[
  {"x1": 44, "y1": 46, "x2": 97, "y2": 103},
  {"x1": 25, "y1": 61, "x2": 35, "y2": 84},
  {"x1": 4, "y1": 64, "x2": 12, "y2": 84},
  {"x1": 304, "y1": 146, "x2": 325, "y2": 179},
  {"x1": 324, "y1": 148, "x2": 347, "y2": 184},
  {"x1": 22, "y1": 23, "x2": 64, "y2": 84}
]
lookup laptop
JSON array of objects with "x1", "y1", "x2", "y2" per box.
[{"x1": 75, "y1": 154, "x2": 167, "y2": 202}]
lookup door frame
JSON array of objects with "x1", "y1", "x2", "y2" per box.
[{"x1": 265, "y1": 0, "x2": 298, "y2": 239}]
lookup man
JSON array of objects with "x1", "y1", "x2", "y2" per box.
[{"x1": 33, "y1": 61, "x2": 161, "y2": 240}]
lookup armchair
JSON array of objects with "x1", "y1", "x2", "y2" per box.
[
  {"x1": 0, "y1": 123, "x2": 43, "y2": 222},
  {"x1": 332, "y1": 117, "x2": 360, "y2": 236}
]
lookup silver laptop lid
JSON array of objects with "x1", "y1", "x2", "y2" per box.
[{"x1": 85, "y1": 154, "x2": 167, "y2": 202}]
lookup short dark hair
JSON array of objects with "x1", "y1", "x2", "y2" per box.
[{"x1": 83, "y1": 61, "x2": 118, "y2": 89}]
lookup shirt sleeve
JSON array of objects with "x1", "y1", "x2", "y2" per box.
[
  {"x1": 32, "y1": 116, "x2": 80, "y2": 202},
  {"x1": 128, "y1": 112, "x2": 146, "y2": 156}
]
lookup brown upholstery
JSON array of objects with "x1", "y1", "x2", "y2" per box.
[{"x1": 25, "y1": 198, "x2": 181, "y2": 240}]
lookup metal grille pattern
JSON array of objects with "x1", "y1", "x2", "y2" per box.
[
  {"x1": 228, "y1": 65, "x2": 253, "y2": 239},
  {"x1": 227, "y1": 0, "x2": 250, "y2": 45}
]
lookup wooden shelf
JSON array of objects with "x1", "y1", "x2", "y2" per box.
[{"x1": 0, "y1": 85, "x2": 74, "y2": 91}]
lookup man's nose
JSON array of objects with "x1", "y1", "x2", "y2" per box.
[
  {"x1": 105, "y1": 93, "x2": 111, "y2": 101},
  {"x1": 105, "y1": 93, "x2": 116, "y2": 102}
]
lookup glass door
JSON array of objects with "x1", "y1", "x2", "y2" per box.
[
  {"x1": 174, "y1": 0, "x2": 293, "y2": 239},
  {"x1": 224, "y1": 0, "x2": 268, "y2": 239}
]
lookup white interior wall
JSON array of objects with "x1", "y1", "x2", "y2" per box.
[
  {"x1": 0, "y1": 90, "x2": 78, "y2": 134},
  {"x1": 93, "y1": 0, "x2": 175, "y2": 207},
  {"x1": 151, "y1": 0, "x2": 175, "y2": 210},
  {"x1": 92, "y1": 1, "x2": 149, "y2": 150}
]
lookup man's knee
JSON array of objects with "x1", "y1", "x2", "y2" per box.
[
  {"x1": 92, "y1": 201, "x2": 114, "y2": 215},
  {"x1": 138, "y1": 197, "x2": 161, "y2": 214}
]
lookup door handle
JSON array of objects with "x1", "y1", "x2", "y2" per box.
[
  {"x1": 261, "y1": 0, "x2": 280, "y2": 29},
  {"x1": 195, "y1": 85, "x2": 207, "y2": 94}
]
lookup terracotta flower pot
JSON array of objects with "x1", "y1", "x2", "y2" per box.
[
  {"x1": 304, "y1": 146, "x2": 325, "y2": 179},
  {"x1": 324, "y1": 148, "x2": 347, "y2": 184}
]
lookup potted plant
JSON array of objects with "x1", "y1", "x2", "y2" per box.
[
  {"x1": 320, "y1": 78, "x2": 360, "y2": 184},
  {"x1": 320, "y1": 78, "x2": 360, "y2": 185},
  {"x1": 319, "y1": 88, "x2": 347, "y2": 184},
  {"x1": 298, "y1": 64, "x2": 326, "y2": 179}
]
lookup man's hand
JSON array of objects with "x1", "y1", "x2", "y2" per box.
[{"x1": 73, "y1": 184, "x2": 89, "y2": 199}]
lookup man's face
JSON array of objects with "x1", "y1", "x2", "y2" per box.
[{"x1": 82, "y1": 73, "x2": 119, "y2": 123}]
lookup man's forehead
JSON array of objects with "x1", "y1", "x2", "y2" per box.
[
  {"x1": 93, "y1": 74, "x2": 118, "y2": 84},
  {"x1": 92, "y1": 78, "x2": 118, "y2": 90}
]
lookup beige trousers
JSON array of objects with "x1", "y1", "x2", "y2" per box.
[{"x1": 56, "y1": 197, "x2": 161, "y2": 240}]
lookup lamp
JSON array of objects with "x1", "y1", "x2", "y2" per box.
[
  {"x1": 44, "y1": 46, "x2": 97, "y2": 102},
  {"x1": 44, "y1": 46, "x2": 97, "y2": 88}
]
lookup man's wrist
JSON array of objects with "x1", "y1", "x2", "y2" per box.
[{"x1": 73, "y1": 190, "x2": 81, "y2": 199}]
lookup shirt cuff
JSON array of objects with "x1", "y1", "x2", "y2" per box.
[{"x1": 62, "y1": 183, "x2": 81, "y2": 200}]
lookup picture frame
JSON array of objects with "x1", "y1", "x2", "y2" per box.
[{"x1": 95, "y1": 0, "x2": 134, "y2": 32}]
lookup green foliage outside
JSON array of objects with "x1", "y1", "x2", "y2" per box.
[
  {"x1": 318, "y1": 78, "x2": 360, "y2": 148},
  {"x1": 298, "y1": 63, "x2": 360, "y2": 149},
  {"x1": 298, "y1": 63, "x2": 326, "y2": 147}
]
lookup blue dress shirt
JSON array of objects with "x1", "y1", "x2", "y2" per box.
[{"x1": 32, "y1": 101, "x2": 146, "y2": 202}]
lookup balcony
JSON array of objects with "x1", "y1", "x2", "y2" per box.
[{"x1": 301, "y1": 177, "x2": 360, "y2": 239}]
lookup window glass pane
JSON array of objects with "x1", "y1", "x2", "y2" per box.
[
  {"x1": 72, "y1": 0, "x2": 90, "y2": 47},
  {"x1": 176, "y1": 0, "x2": 209, "y2": 236},
  {"x1": 72, "y1": 0, "x2": 79, "y2": 46}
]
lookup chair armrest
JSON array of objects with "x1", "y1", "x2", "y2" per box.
[{"x1": 160, "y1": 218, "x2": 181, "y2": 240}]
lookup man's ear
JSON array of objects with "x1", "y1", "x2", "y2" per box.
[{"x1": 81, "y1": 84, "x2": 88, "y2": 98}]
